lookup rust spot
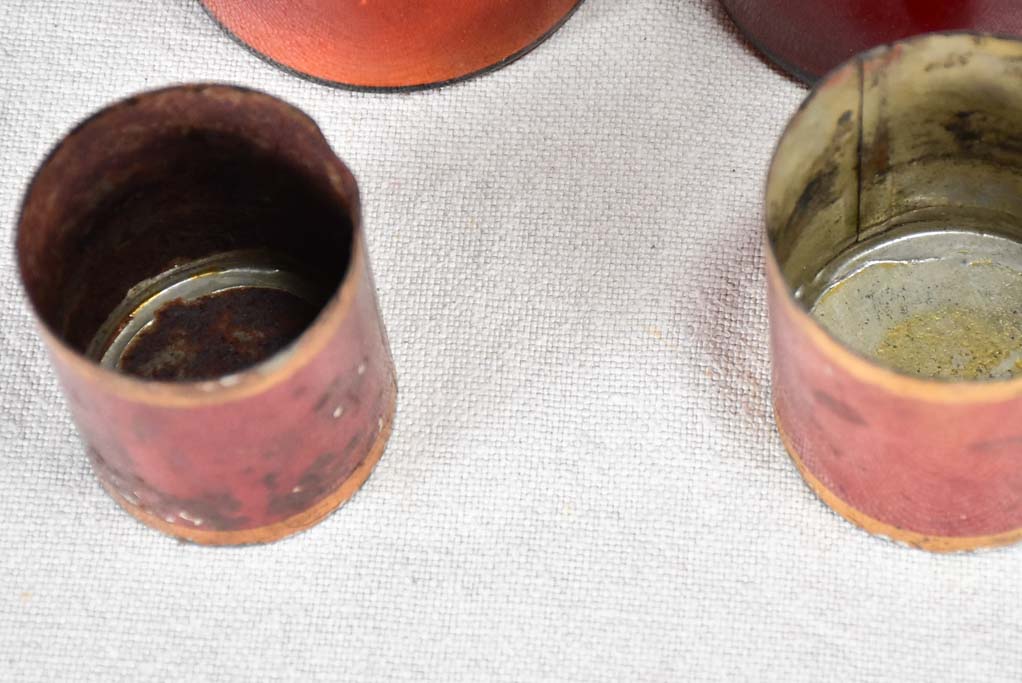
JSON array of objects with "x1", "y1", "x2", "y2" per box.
[
  {"x1": 266, "y1": 441, "x2": 365, "y2": 519},
  {"x1": 794, "y1": 168, "x2": 838, "y2": 216},
  {"x1": 969, "y1": 436, "x2": 1022, "y2": 454},
  {"x1": 344, "y1": 388, "x2": 363, "y2": 410},
  {"x1": 119, "y1": 287, "x2": 319, "y2": 381},
  {"x1": 813, "y1": 390, "x2": 867, "y2": 426},
  {"x1": 313, "y1": 390, "x2": 333, "y2": 414},
  {"x1": 314, "y1": 374, "x2": 348, "y2": 413},
  {"x1": 944, "y1": 110, "x2": 982, "y2": 145},
  {"x1": 300, "y1": 451, "x2": 345, "y2": 489},
  {"x1": 865, "y1": 107, "x2": 890, "y2": 177},
  {"x1": 92, "y1": 447, "x2": 251, "y2": 530}
]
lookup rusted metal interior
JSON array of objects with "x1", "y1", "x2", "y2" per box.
[
  {"x1": 17, "y1": 86, "x2": 352, "y2": 381},
  {"x1": 768, "y1": 34, "x2": 1022, "y2": 381}
]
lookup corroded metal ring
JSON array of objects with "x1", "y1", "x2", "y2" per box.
[{"x1": 17, "y1": 84, "x2": 397, "y2": 545}]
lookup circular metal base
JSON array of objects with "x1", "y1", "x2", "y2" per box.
[
  {"x1": 88, "y1": 251, "x2": 329, "y2": 382},
  {"x1": 807, "y1": 229, "x2": 1022, "y2": 382},
  {"x1": 199, "y1": 0, "x2": 585, "y2": 91}
]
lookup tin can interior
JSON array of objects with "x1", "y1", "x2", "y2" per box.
[
  {"x1": 17, "y1": 87, "x2": 353, "y2": 382},
  {"x1": 767, "y1": 34, "x2": 1022, "y2": 381}
]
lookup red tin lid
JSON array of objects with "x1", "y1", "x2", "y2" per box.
[
  {"x1": 721, "y1": 0, "x2": 1022, "y2": 83},
  {"x1": 200, "y1": 0, "x2": 584, "y2": 91}
]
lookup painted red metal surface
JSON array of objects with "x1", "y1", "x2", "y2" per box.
[
  {"x1": 18, "y1": 86, "x2": 397, "y2": 544},
  {"x1": 201, "y1": 0, "x2": 584, "y2": 90},
  {"x1": 769, "y1": 260, "x2": 1022, "y2": 551},
  {"x1": 53, "y1": 247, "x2": 394, "y2": 543},
  {"x1": 722, "y1": 0, "x2": 1022, "y2": 82}
]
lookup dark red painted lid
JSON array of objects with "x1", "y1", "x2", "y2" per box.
[{"x1": 721, "y1": 0, "x2": 1022, "y2": 82}]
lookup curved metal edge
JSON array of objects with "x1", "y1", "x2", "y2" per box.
[
  {"x1": 97, "y1": 376, "x2": 397, "y2": 546},
  {"x1": 197, "y1": 0, "x2": 587, "y2": 93},
  {"x1": 717, "y1": 1, "x2": 816, "y2": 86},
  {"x1": 775, "y1": 406, "x2": 1022, "y2": 553}
]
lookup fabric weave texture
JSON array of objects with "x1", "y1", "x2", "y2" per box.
[{"x1": 1, "y1": 1, "x2": 1017, "y2": 681}]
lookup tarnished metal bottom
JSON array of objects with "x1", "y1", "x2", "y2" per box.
[
  {"x1": 87, "y1": 251, "x2": 330, "y2": 381},
  {"x1": 806, "y1": 228, "x2": 1022, "y2": 381}
]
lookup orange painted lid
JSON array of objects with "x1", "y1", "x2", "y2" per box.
[{"x1": 201, "y1": 0, "x2": 584, "y2": 91}]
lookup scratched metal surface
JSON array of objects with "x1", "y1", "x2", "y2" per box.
[{"x1": 1, "y1": 1, "x2": 1019, "y2": 681}]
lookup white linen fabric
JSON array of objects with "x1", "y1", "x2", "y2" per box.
[{"x1": 1, "y1": 1, "x2": 1019, "y2": 680}]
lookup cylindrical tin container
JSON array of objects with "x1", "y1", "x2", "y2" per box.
[
  {"x1": 767, "y1": 34, "x2": 1022, "y2": 552},
  {"x1": 200, "y1": 0, "x2": 584, "y2": 91},
  {"x1": 16, "y1": 85, "x2": 397, "y2": 545},
  {"x1": 721, "y1": 0, "x2": 1022, "y2": 83}
]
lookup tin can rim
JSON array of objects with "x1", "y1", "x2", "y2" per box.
[
  {"x1": 764, "y1": 32, "x2": 1022, "y2": 400},
  {"x1": 14, "y1": 83, "x2": 368, "y2": 407}
]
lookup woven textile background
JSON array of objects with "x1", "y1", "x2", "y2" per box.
[{"x1": 2, "y1": 1, "x2": 1020, "y2": 680}]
